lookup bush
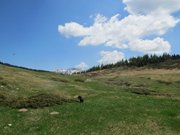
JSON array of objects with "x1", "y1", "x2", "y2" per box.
[
  {"x1": 74, "y1": 78, "x2": 85, "y2": 83},
  {"x1": 50, "y1": 77, "x2": 69, "y2": 83},
  {"x1": 157, "y1": 80, "x2": 172, "y2": 85},
  {"x1": 0, "y1": 93, "x2": 6, "y2": 103},
  {"x1": 0, "y1": 93, "x2": 76, "y2": 109}
]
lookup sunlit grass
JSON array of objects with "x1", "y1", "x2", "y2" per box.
[{"x1": 0, "y1": 64, "x2": 180, "y2": 135}]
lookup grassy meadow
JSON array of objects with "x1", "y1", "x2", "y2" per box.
[{"x1": 0, "y1": 64, "x2": 180, "y2": 135}]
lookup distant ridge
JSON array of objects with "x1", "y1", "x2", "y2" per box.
[
  {"x1": 1, "y1": 54, "x2": 180, "y2": 73},
  {"x1": 0, "y1": 61, "x2": 50, "y2": 73},
  {"x1": 87, "y1": 54, "x2": 180, "y2": 72}
]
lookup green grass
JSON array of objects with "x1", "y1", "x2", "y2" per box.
[{"x1": 0, "y1": 64, "x2": 180, "y2": 135}]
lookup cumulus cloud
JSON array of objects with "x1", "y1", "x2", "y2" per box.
[
  {"x1": 58, "y1": 22, "x2": 90, "y2": 37},
  {"x1": 123, "y1": 0, "x2": 180, "y2": 15},
  {"x1": 59, "y1": 14, "x2": 178, "y2": 49},
  {"x1": 75, "y1": 62, "x2": 88, "y2": 70},
  {"x1": 59, "y1": 0, "x2": 180, "y2": 55},
  {"x1": 129, "y1": 37, "x2": 171, "y2": 55},
  {"x1": 98, "y1": 50, "x2": 125, "y2": 65}
]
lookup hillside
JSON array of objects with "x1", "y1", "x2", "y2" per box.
[
  {"x1": 0, "y1": 63, "x2": 180, "y2": 135},
  {"x1": 146, "y1": 59, "x2": 180, "y2": 69},
  {"x1": 87, "y1": 54, "x2": 180, "y2": 72}
]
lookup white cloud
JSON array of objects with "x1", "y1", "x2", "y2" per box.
[
  {"x1": 98, "y1": 50, "x2": 125, "y2": 65},
  {"x1": 123, "y1": 0, "x2": 180, "y2": 15},
  {"x1": 129, "y1": 37, "x2": 171, "y2": 55},
  {"x1": 75, "y1": 62, "x2": 88, "y2": 70},
  {"x1": 59, "y1": 0, "x2": 180, "y2": 55},
  {"x1": 59, "y1": 14, "x2": 178, "y2": 49},
  {"x1": 58, "y1": 22, "x2": 90, "y2": 37}
]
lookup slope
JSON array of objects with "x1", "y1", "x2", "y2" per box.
[{"x1": 0, "y1": 63, "x2": 180, "y2": 135}]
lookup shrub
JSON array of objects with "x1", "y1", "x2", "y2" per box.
[
  {"x1": 157, "y1": 80, "x2": 172, "y2": 85},
  {"x1": 0, "y1": 93, "x2": 76, "y2": 109},
  {"x1": 50, "y1": 77, "x2": 69, "y2": 83},
  {"x1": 74, "y1": 78, "x2": 85, "y2": 83}
]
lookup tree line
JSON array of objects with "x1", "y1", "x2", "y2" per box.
[{"x1": 86, "y1": 54, "x2": 180, "y2": 72}]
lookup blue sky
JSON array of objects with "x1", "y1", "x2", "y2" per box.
[{"x1": 0, "y1": 0, "x2": 179, "y2": 71}]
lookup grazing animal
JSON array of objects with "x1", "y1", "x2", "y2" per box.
[{"x1": 78, "y1": 96, "x2": 84, "y2": 103}]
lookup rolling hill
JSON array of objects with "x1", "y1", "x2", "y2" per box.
[{"x1": 0, "y1": 60, "x2": 180, "y2": 135}]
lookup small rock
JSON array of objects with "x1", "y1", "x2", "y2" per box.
[
  {"x1": 19, "y1": 108, "x2": 28, "y2": 112},
  {"x1": 85, "y1": 79, "x2": 92, "y2": 82},
  {"x1": 16, "y1": 88, "x2": 19, "y2": 90},
  {"x1": 0, "y1": 85, "x2": 4, "y2": 88},
  {"x1": 73, "y1": 95, "x2": 78, "y2": 98},
  {"x1": 8, "y1": 124, "x2": 12, "y2": 127},
  {"x1": 49, "y1": 111, "x2": 59, "y2": 115}
]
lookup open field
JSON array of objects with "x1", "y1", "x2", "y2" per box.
[{"x1": 0, "y1": 64, "x2": 180, "y2": 135}]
